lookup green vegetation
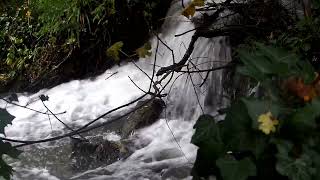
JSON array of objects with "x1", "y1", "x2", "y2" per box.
[
  {"x1": 191, "y1": 1, "x2": 320, "y2": 180},
  {"x1": 1, "y1": 0, "x2": 320, "y2": 179},
  {"x1": 0, "y1": 0, "x2": 170, "y2": 92},
  {"x1": 0, "y1": 0, "x2": 170, "y2": 179}
]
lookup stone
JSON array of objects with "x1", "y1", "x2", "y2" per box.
[{"x1": 121, "y1": 98, "x2": 165, "y2": 138}]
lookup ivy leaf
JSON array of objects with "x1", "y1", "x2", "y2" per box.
[
  {"x1": 221, "y1": 101, "x2": 268, "y2": 158},
  {"x1": 0, "y1": 141, "x2": 21, "y2": 159},
  {"x1": 216, "y1": 156, "x2": 256, "y2": 180},
  {"x1": 0, "y1": 158, "x2": 13, "y2": 180},
  {"x1": 192, "y1": 115, "x2": 225, "y2": 158},
  {"x1": 106, "y1": 41, "x2": 124, "y2": 61},
  {"x1": 0, "y1": 109, "x2": 15, "y2": 135},
  {"x1": 275, "y1": 140, "x2": 314, "y2": 180},
  {"x1": 135, "y1": 42, "x2": 152, "y2": 58},
  {"x1": 191, "y1": 115, "x2": 225, "y2": 178}
]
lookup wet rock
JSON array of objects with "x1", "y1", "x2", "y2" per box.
[
  {"x1": 70, "y1": 137, "x2": 129, "y2": 171},
  {"x1": 121, "y1": 98, "x2": 165, "y2": 138},
  {"x1": 154, "y1": 148, "x2": 182, "y2": 161},
  {"x1": 70, "y1": 98, "x2": 165, "y2": 171},
  {"x1": 161, "y1": 165, "x2": 192, "y2": 180}
]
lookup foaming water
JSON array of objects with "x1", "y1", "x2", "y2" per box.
[{"x1": 2, "y1": 1, "x2": 231, "y2": 179}]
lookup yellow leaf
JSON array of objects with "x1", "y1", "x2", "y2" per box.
[
  {"x1": 192, "y1": 0, "x2": 205, "y2": 6},
  {"x1": 258, "y1": 112, "x2": 279, "y2": 135},
  {"x1": 26, "y1": 10, "x2": 31, "y2": 18},
  {"x1": 181, "y1": 0, "x2": 205, "y2": 18},
  {"x1": 135, "y1": 42, "x2": 152, "y2": 58},
  {"x1": 106, "y1": 41, "x2": 124, "y2": 61},
  {"x1": 182, "y1": 4, "x2": 196, "y2": 18}
]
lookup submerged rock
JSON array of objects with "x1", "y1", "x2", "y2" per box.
[
  {"x1": 121, "y1": 98, "x2": 165, "y2": 138},
  {"x1": 70, "y1": 137, "x2": 126, "y2": 171},
  {"x1": 70, "y1": 98, "x2": 165, "y2": 171},
  {"x1": 161, "y1": 165, "x2": 192, "y2": 180}
]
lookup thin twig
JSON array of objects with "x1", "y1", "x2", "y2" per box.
[
  {"x1": 40, "y1": 99, "x2": 86, "y2": 140},
  {"x1": 0, "y1": 98, "x2": 66, "y2": 116}
]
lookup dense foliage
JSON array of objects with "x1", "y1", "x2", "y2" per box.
[
  {"x1": 0, "y1": 0, "x2": 170, "y2": 92},
  {"x1": 0, "y1": 0, "x2": 170, "y2": 179},
  {"x1": 1, "y1": 0, "x2": 320, "y2": 179},
  {"x1": 191, "y1": 1, "x2": 320, "y2": 179}
]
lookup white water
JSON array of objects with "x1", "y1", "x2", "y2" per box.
[{"x1": 1, "y1": 1, "x2": 231, "y2": 179}]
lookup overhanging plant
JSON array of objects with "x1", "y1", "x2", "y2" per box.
[{"x1": 191, "y1": 43, "x2": 320, "y2": 180}]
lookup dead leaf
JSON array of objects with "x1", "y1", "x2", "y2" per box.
[{"x1": 136, "y1": 42, "x2": 152, "y2": 58}]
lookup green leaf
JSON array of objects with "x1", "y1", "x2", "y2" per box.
[
  {"x1": 191, "y1": 115, "x2": 225, "y2": 158},
  {"x1": 0, "y1": 109, "x2": 15, "y2": 135},
  {"x1": 291, "y1": 98, "x2": 320, "y2": 130},
  {"x1": 219, "y1": 101, "x2": 268, "y2": 159},
  {"x1": 0, "y1": 158, "x2": 12, "y2": 180},
  {"x1": 216, "y1": 156, "x2": 256, "y2": 180},
  {"x1": 106, "y1": 41, "x2": 124, "y2": 61},
  {"x1": 275, "y1": 140, "x2": 314, "y2": 180},
  {"x1": 0, "y1": 141, "x2": 21, "y2": 159},
  {"x1": 237, "y1": 43, "x2": 315, "y2": 82},
  {"x1": 191, "y1": 115, "x2": 225, "y2": 178}
]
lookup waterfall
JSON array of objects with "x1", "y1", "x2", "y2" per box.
[{"x1": 1, "y1": 1, "x2": 231, "y2": 179}]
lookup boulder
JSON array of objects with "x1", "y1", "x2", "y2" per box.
[
  {"x1": 69, "y1": 98, "x2": 165, "y2": 171},
  {"x1": 121, "y1": 98, "x2": 165, "y2": 138},
  {"x1": 70, "y1": 137, "x2": 129, "y2": 171}
]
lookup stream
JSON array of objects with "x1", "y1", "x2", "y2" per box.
[{"x1": 1, "y1": 1, "x2": 231, "y2": 179}]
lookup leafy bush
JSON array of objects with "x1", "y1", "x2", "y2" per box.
[
  {"x1": 191, "y1": 43, "x2": 320, "y2": 180},
  {"x1": 0, "y1": 0, "x2": 170, "y2": 92}
]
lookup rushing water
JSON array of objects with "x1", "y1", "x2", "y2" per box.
[{"x1": 1, "y1": 1, "x2": 231, "y2": 179}]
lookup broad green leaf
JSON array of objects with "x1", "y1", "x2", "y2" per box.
[
  {"x1": 0, "y1": 158, "x2": 12, "y2": 180},
  {"x1": 192, "y1": 115, "x2": 225, "y2": 158},
  {"x1": 237, "y1": 43, "x2": 315, "y2": 82},
  {"x1": 191, "y1": 115, "x2": 225, "y2": 178},
  {"x1": 0, "y1": 109, "x2": 15, "y2": 134},
  {"x1": 275, "y1": 140, "x2": 314, "y2": 180},
  {"x1": 242, "y1": 98, "x2": 283, "y2": 130},
  {"x1": 216, "y1": 156, "x2": 256, "y2": 180},
  {"x1": 221, "y1": 101, "x2": 268, "y2": 158},
  {"x1": 136, "y1": 42, "x2": 152, "y2": 58},
  {"x1": 290, "y1": 98, "x2": 320, "y2": 130},
  {"x1": 106, "y1": 41, "x2": 123, "y2": 61},
  {"x1": 0, "y1": 141, "x2": 21, "y2": 159}
]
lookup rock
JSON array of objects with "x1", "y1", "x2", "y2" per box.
[
  {"x1": 69, "y1": 98, "x2": 165, "y2": 171},
  {"x1": 121, "y1": 98, "x2": 165, "y2": 138},
  {"x1": 161, "y1": 165, "x2": 192, "y2": 180},
  {"x1": 154, "y1": 148, "x2": 182, "y2": 161},
  {"x1": 70, "y1": 137, "x2": 130, "y2": 171}
]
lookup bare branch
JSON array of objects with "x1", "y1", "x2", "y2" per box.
[{"x1": 0, "y1": 98, "x2": 66, "y2": 116}]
